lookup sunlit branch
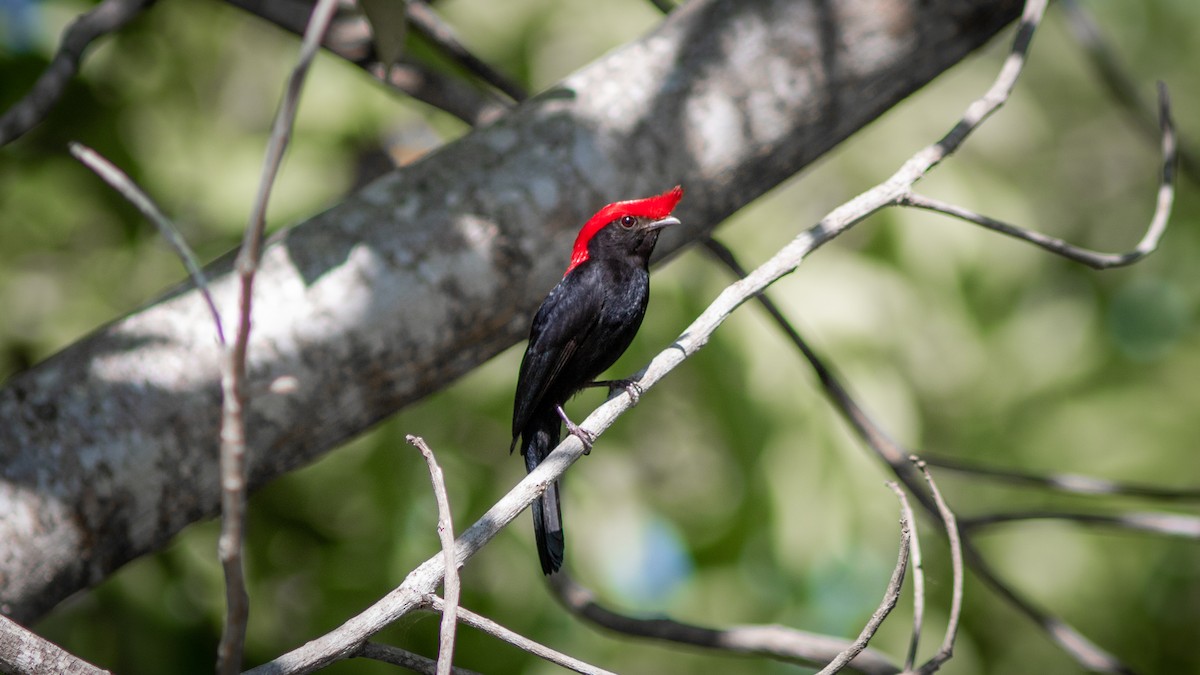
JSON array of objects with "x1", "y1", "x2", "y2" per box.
[
  {"x1": 407, "y1": 436, "x2": 461, "y2": 675},
  {"x1": 424, "y1": 596, "x2": 616, "y2": 675}
]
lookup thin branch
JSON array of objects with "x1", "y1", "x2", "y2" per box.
[
  {"x1": 424, "y1": 596, "x2": 616, "y2": 675},
  {"x1": 357, "y1": 642, "x2": 483, "y2": 675},
  {"x1": 216, "y1": 1, "x2": 339, "y2": 673},
  {"x1": 898, "y1": 81, "x2": 1174, "y2": 272},
  {"x1": 67, "y1": 143, "x2": 226, "y2": 344},
  {"x1": 914, "y1": 460, "x2": 964, "y2": 675},
  {"x1": 224, "y1": 0, "x2": 510, "y2": 125},
  {"x1": 646, "y1": 0, "x2": 676, "y2": 13},
  {"x1": 815, "y1": 483, "x2": 912, "y2": 675},
  {"x1": 1059, "y1": 0, "x2": 1200, "y2": 182},
  {"x1": 406, "y1": 1, "x2": 527, "y2": 102},
  {"x1": 0, "y1": 614, "x2": 112, "y2": 675},
  {"x1": 547, "y1": 574, "x2": 900, "y2": 675},
  {"x1": 407, "y1": 436, "x2": 460, "y2": 675},
  {"x1": 903, "y1": 485, "x2": 926, "y2": 672},
  {"x1": 919, "y1": 454, "x2": 1200, "y2": 502},
  {"x1": 0, "y1": 0, "x2": 152, "y2": 147},
  {"x1": 961, "y1": 510, "x2": 1200, "y2": 539}
]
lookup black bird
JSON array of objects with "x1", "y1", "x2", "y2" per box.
[{"x1": 511, "y1": 186, "x2": 684, "y2": 575}]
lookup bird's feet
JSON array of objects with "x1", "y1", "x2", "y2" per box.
[
  {"x1": 588, "y1": 378, "x2": 645, "y2": 405},
  {"x1": 556, "y1": 405, "x2": 596, "y2": 454}
]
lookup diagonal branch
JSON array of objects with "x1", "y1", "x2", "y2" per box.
[
  {"x1": 1058, "y1": 0, "x2": 1200, "y2": 182},
  {"x1": 0, "y1": 0, "x2": 153, "y2": 147},
  {"x1": 547, "y1": 573, "x2": 900, "y2": 675},
  {"x1": 961, "y1": 511, "x2": 1200, "y2": 539},
  {"x1": 224, "y1": 0, "x2": 511, "y2": 124},
  {"x1": 919, "y1": 454, "x2": 1200, "y2": 502},
  {"x1": 424, "y1": 596, "x2": 616, "y2": 675},
  {"x1": 68, "y1": 143, "x2": 226, "y2": 345},
  {"x1": 406, "y1": 0, "x2": 527, "y2": 102}
]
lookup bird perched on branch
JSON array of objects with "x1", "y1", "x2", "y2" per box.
[{"x1": 511, "y1": 185, "x2": 684, "y2": 575}]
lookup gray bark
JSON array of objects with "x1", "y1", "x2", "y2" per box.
[{"x1": 0, "y1": 0, "x2": 1020, "y2": 623}]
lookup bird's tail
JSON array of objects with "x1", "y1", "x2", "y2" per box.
[{"x1": 521, "y1": 410, "x2": 564, "y2": 575}]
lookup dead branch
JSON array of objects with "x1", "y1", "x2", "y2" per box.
[{"x1": 408, "y1": 436, "x2": 461, "y2": 675}]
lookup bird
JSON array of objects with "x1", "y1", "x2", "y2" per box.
[{"x1": 510, "y1": 185, "x2": 684, "y2": 575}]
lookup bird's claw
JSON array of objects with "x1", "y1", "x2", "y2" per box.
[
  {"x1": 618, "y1": 380, "x2": 644, "y2": 405},
  {"x1": 590, "y1": 378, "x2": 645, "y2": 405},
  {"x1": 565, "y1": 421, "x2": 596, "y2": 455}
]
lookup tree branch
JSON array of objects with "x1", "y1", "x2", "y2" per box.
[
  {"x1": 0, "y1": 0, "x2": 153, "y2": 147},
  {"x1": 408, "y1": 437, "x2": 461, "y2": 675},
  {"x1": 0, "y1": 0, "x2": 1025, "y2": 624},
  {"x1": 424, "y1": 596, "x2": 615, "y2": 675},
  {"x1": 0, "y1": 614, "x2": 111, "y2": 675},
  {"x1": 547, "y1": 573, "x2": 900, "y2": 675},
  {"x1": 223, "y1": 0, "x2": 511, "y2": 125}
]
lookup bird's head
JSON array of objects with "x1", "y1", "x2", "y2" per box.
[{"x1": 564, "y1": 185, "x2": 684, "y2": 275}]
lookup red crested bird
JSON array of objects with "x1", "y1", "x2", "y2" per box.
[{"x1": 511, "y1": 185, "x2": 684, "y2": 575}]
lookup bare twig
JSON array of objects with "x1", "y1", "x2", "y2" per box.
[
  {"x1": 1059, "y1": 0, "x2": 1200, "y2": 181},
  {"x1": 961, "y1": 510, "x2": 1200, "y2": 539},
  {"x1": 358, "y1": 642, "x2": 483, "y2": 675},
  {"x1": 900, "y1": 82, "x2": 1174, "y2": 268},
  {"x1": 815, "y1": 483, "x2": 912, "y2": 675},
  {"x1": 919, "y1": 454, "x2": 1200, "y2": 502},
  {"x1": 407, "y1": 436, "x2": 460, "y2": 675},
  {"x1": 216, "y1": 1, "x2": 339, "y2": 672},
  {"x1": 68, "y1": 143, "x2": 226, "y2": 344},
  {"x1": 406, "y1": 1, "x2": 527, "y2": 102},
  {"x1": 902, "y1": 487, "x2": 926, "y2": 672},
  {"x1": 548, "y1": 574, "x2": 900, "y2": 675},
  {"x1": 0, "y1": 614, "x2": 112, "y2": 675},
  {"x1": 424, "y1": 596, "x2": 616, "y2": 675},
  {"x1": 0, "y1": 0, "x2": 152, "y2": 147},
  {"x1": 913, "y1": 460, "x2": 963, "y2": 675}
]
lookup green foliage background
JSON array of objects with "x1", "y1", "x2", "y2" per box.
[{"x1": 2, "y1": 0, "x2": 1198, "y2": 673}]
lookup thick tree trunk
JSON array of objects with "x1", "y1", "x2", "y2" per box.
[{"x1": 0, "y1": 0, "x2": 1020, "y2": 622}]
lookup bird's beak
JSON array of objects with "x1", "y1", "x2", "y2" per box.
[{"x1": 644, "y1": 216, "x2": 680, "y2": 231}]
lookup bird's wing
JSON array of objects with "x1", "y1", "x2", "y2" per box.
[{"x1": 511, "y1": 278, "x2": 604, "y2": 440}]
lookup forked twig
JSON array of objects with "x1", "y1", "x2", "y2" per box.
[{"x1": 407, "y1": 435, "x2": 461, "y2": 675}]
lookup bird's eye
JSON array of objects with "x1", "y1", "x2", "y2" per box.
[{"x1": 619, "y1": 215, "x2": 637, "y2": 228}]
